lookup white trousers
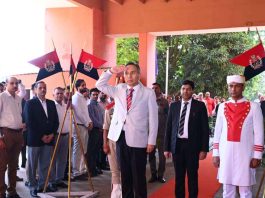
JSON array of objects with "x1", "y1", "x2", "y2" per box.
[{"x1": 223, "y1": 184, "x2": 252, "y2": 198}]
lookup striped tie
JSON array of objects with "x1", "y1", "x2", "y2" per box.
[
  {"x1": 178, "y1": 102, "x2": 189, "y2": 136},
  {"x1": 127, "y1": 88, "x2": 134, "y2": 111}
]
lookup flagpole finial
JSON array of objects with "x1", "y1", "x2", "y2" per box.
[
  {"x1": 51, "y1": 38, "x2": 56, "y2": 50},
  {"x1": 256, "y1": 27, "x2": 262, "y2": 43}
]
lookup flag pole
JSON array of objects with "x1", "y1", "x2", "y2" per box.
[
  {"x1": 72, "y1": 111, "x2": 95, "y2": 191},
  {"x1": 43, "y1": 107, "x2": 69, "y2": 192},
  {"x1": 51, "y1": 38, "x2": 67, "y2": 89},
  {"x1": 165, "y1": 47, "x2": 169, "y2": 97}
]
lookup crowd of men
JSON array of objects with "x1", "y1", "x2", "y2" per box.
[{"x1": 0, "y1": 63, "x2": 265, "y2": 198}]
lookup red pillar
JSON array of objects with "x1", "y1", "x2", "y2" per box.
[{"x1": 139, "y1": 33, "x2": 156, "y2": 87}]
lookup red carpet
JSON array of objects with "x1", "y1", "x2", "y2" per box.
[{"x1": 149, "y1": 152, "x2": 220, "y2": 198}]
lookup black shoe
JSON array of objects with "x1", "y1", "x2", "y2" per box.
[
  {"x1": 56, "y1": 181, "x2": 68, "y2": 188},
  {"x1": 24, "y1": 181, "x2": 29, "y2": 187},
  {"x1": 37, "y1": 187, "x2": 43, "y2": 193},
  {"x1": 101, "y1": 165, "x2": 110, "y2": 171},
  {"x1": 16, "y1": 176, "x2": 23, "y2": 182},
  {"x1": 158, "y1": 177, "x2": 166, "y2": 183},
  {"x1": 89, "y1": 171, "x2": 98, "y2": 177},
  {"x1": 148, "y1": 176, "x2": 158, "y2": 183},
  {"x1": 96, "y1": 168, "x2": 103, "y2": 174},
  {"x1": 74, "y1": 174, "x2": 88, "y2": 181},
  {"x1": 47, "y1": 184, "x2": 57, "y2": 192},
  {"x1": 6, "y1": 193, "x2": 21, "y2": 198},
  {"x1": 21, "y1": 164, "x2": 26, "y2": 168},
  {"x1": 30, "y1": 190, "x2": 39, "y2": 198}
]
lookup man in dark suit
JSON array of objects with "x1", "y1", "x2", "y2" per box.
[
  {"x1": 164, "y1": 80, "x2": 209, "y2": 198},
  {"x1": 24, "y1": 81, "x2": 59, "y2": 197}
]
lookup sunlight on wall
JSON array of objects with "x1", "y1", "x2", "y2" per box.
[{"x1": 0, "y1": 1, "x2": 45, "y2": 80}]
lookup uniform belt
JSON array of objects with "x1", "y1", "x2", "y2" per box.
[{"x1": 77, "y1": 123, "x2": 85, "y2": 126}]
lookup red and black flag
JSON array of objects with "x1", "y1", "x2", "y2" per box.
[
  {"x1": 230, "y1": 42, "x2": 265, "y2": 81},
  {"x1": 69, "y1": 54, "x2": 76, "y2": 80},
  {"x1": 76, "y1": 50, "x2": 107, "y2": 80},
  {"x1": 29, "y1": 50, "x2": 62, "y2": 82}
]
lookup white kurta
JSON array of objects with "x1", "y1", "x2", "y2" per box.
[{"x1": 213, "y1": 98, "x2": 264, "y2": 186}]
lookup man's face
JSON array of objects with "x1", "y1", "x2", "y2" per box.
[
  {"x1": 152, "y1": 84, "x2": 161, "y2": 96},
  {"x1": 90, "y1": 91, "x2": 99, "y2": 101},
  {"x1": 54, "y1": 89, "x2": 64, "y2": 103},
  {"x1": 83, "y1": 90, "x2": 89, "y2": 98},
  {"x1": 228, "y1": 82, "x2": 244, "y2": 99},
  {"x1": 180, "y1": 84, "x2": 193, "y2": 101},
  {"x1": 36, "y1": 82, "x2": 47, "y2": 98},
  {"x1": 6, "y1": 77, "x2": 18, "y2": 94},
  {"x1": 205, "y1": 92, "x2": 210, "y2": 98},
  {"x1": 99, "y1": 92, "x2": 107, "y2": 100},
  {"x1": 124, "y1": 64, "x2": 140, "y2": 87},
  {"x1": 78, "y1": 82, "x2": 86, "y2": 93}
]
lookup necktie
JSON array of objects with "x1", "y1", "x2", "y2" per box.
[
  {"x1": 127, "y1": 88, "x2": 134, "y2": 111},
  {"x1": 178, "y1": 102, "x2": 189, "y2": 136}
]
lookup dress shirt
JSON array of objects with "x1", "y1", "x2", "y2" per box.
[
  {"x1": 55, "y1": 101, "x2": 70, "y2": 134},
  {"x1": 0, "y1": 91, "x2": 23, "y2": 129},
  {"x1": 122, "y1": 84, "x2": 140, "y2": 130},
  {"x1": 126, "y1": 84, "x2": 140, "y2": 107},
  {"x1": 72, "y1": 92, "x2": 92, "y2": 127},
  {"x1": 88, "y1": 100, "x2": 104, "y2": 128},
  {"x1": 178, "y1": 98, "x2": 192, "y2": 139},
  {"x1": 38, "y1": 97, "x2": 48, "y2": 117}
]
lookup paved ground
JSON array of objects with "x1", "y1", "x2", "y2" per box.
[
  {"x1": 15, "y1": 158, "x2": 176, "y2": 198},
  {"x1": 11, "y1": 142, "x2": 265, "y2": 198}
]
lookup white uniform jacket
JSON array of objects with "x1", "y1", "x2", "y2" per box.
[
  {"x1": 213, "y1": 98, "x2": 264, "y2": 186},
  {"x1": 96, "y1": 71, "x2": 158, "y2": 148}
]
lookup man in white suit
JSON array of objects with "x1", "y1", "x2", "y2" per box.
[{"x1": 96, "y1": 62, "x2": 158, "y2": 198}]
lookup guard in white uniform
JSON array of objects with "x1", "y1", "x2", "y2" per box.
[{"x1": 213, "y1": 75, "x2": 264, "y2": 198}]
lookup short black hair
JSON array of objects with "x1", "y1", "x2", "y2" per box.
[
  {"x1": 90, "y1": 88, "x2": 99, "y2": 96},
  {"x1": 75, "y1": 79, "x2": 85, "y2": 90},
  {"x1": 182, "y1": 80, "x2": 195, "y2": 90},
  {"x1": 125, "y1": 62, "x2": 141, "y2": 73},
  {"x1": 34, "y1": 81, "x2": 46, "y2": 88},
  {"x1": 152, "y1": 82, "x2": 161, "y2": 88}
]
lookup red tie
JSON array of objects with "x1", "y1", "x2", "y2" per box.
[{"x1": 127, "y1": 88, "x2": 134, "y2": 111}]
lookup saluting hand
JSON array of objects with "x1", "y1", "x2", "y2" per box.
[{"x1": 110, "y1": 65, "x2": 126, "y2": 75}]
